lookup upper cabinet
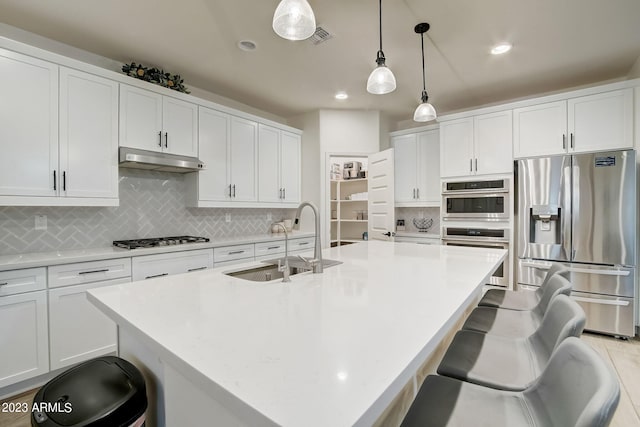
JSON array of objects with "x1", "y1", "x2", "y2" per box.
[
  {"x1": 440, "y1": 110, "x2": 513, "y2": 178},
  {"x1": 392, "y1": 128, "x2": 440, "y2": 206},
  {"x1": 119, "y1": 84, "x2": 198, "y2": 157},
  {"x1": 513, "y1": 89, "x2": 633, "y2": 158},
  {"x1": 0, "y1": 49, "x2": 118, "y2": 206},
  {"x1": 258, "y1": 124, "x2": 301, "y2": 205}
]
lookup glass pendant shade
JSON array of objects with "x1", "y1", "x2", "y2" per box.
[
  {"x1": 367, "y1": 63, "x2": 396, "y2": 94},
  {"x1": 413, "y1": 101, "x2": 437, "y2": 122},
  {"x1": 272, "y1": 0, "x2": 316, "y2": 41}
]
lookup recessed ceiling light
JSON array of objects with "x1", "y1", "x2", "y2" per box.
[
  {"x1": 335, "y1": 92, "x2": 348, "y2": 100},
  {"x1": 491, "y1": 42, "x2": 512, "y2": 55},
  {"x1": 237, "y1": 40, "x2": 257, "y2": 51}
]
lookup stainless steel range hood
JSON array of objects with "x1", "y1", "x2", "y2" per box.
[{"x1": 119, "y1": 147, "x2": 204, "y2": 173}]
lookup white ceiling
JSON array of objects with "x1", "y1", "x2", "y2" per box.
[{"x1": 1, "y1": 0, "x2": 640, "y2": 125}]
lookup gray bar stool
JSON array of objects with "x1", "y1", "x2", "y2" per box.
[
  {"x1": 437, "y1": 294, "x2": 585, "y2": 391},
  {"x1": 400, "y1": 337, "x2": 620, "y2": 427},
  {"x1": 463, "y1": 271, "x2": 573, "y2": 337},
  {"x1": 478, "y1": 264, "x2": 570, "y2": 311}
]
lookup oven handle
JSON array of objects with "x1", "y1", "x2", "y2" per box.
[
  {"x1": 442, "y1": 189, "x2": 509, "y2": 196},
  {"x1": 442, "y1": 239, "x2": 508, "y2": 248}
]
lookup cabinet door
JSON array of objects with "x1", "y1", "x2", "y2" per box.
[
  {"x1": 513, "y1": 101, "x2": 567, "y2": 158},
  {"x1": 119, "y1": 84, "x2": 163, "y2": 152},
  {"x1": 198, "y1": 107, "x2": 230, "y2": 202},
  {"x1": 568, "y1": 89, "x2": 633, "y2": 153},
  {"x1": 59, "y1": 68, "x2": 119, "y2": 199},
  {"x1": 258, "y1": 125, "x2": 281, "y2": 203},
  {"x1": 440, "y1": 118, "x2": 474, "y2": 178},
  {"x1": 280, "y1": 131, "x2": 301, "y2": 204},
  {"x1": 393, "y1": 134, "x2": 418, "y2": 203},
  {"x1": 163, "y1": 96, "x2": 198, "y2": 157},
  {"x1": 416, "y1": 130, "x2": 440, "y2": 204},
  {"x1": 230, "y1": 117, "x2": 258, "y2": 202},
  {"x1": 0, "y1": 49, "x2": 58, "y2": 197},
  {"x1": 132, "y1": 249, "x2": 214, "y2": 281},
  {"x1": 474, "y1": 110, "x2": 513, "y2": 175},
  {"x1": 0, "y1": 290, "x2": 49, "y2": 388},
  {"x1": 48, "y1": 278, "x2": 127, "y2": 370}
]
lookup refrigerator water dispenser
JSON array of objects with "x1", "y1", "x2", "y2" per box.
[{"x1": 530, "y1": 205, "x2": 561, "y2": 244}]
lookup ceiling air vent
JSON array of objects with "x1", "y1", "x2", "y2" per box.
[{"x1": 309, "y1": 27, "x2": 333, "y2": 45}]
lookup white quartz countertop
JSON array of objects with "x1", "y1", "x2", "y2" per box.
[
  {"x1": 0, "y1": 232, "x2": 314, "y2": 271},
  {"x1": 88, "y1": 241, "x2": 506, "y2": 427}
]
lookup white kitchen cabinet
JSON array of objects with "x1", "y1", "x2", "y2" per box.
[
  {"x1": 48, "y1": 277, "x2": 128, "y2": 370},
  {"x1": 132, "y1": 249, "x2": 214, "y2": 281},
  {"x1": 258, "y1": 124, "x2": 301, "y2": 205},
  {"x1": 119, "y1": 84, "x2": 198, "y2": 157},
  {"x1": 0, "y1": 267, "x2": 47, "y2": 297},
  {"x1": 513, "y1": 89, "x2": 633, "y2": 158},
  {"x1": 0, "y1": 290, "x2": 49, "y2": 388},
  {"x1": 230, "y1": 116, "x2": 258, "y2": 201},
  {"x1": 59, "y1": 67, "x2": 119, "y2": 200},
  {"x1": 440, "y1": 111, "x2": 513, "y2": 177},
  {"x1": 0, "y1": 49, "x2": 58, "y2": 198},
  {"x1": 48, "y1": 258, "x2": 132, "y2": 288},
  {"x1": 213, "y1": 244, "x2": 255, "y2": 265},
  {"x1": 392, "y1": 129, "x2": 440, "y2": 206},
  {"x1": 254, "y1": 236, "x2": 315, "y2": 260}
]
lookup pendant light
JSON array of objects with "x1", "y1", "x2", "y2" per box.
[
  {"x1": 366, "y1": 0, "x2": 396, "y2": 94},
  {"x1": 272, "y1": 0, "x2": 316, "y2": 41},
  {"x1": 413, "y1": 23, "x2": 437, "y2": 122}
]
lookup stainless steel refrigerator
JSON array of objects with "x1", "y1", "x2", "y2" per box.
[{"x1": 516, "y1": 149, "x2": 636, "y2": 337}]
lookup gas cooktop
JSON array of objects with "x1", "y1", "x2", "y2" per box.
[{"x1": 113, "y1": 236, "x2": 210, "y2": 249}]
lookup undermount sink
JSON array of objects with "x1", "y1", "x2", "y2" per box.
[{"x1": 225, "y1": 258, "x2": 342, "y2": 282}]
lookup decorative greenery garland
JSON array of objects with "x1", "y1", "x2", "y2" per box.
[{"x1": 122, "y1": 62, "x2": 190, "y2": 94}]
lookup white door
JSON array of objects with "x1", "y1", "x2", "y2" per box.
[
  {"x1": 474, "y1": 110, "x2": 513, "y2": 175},
  {"x1": 230, "y1": 117, "x2": 258, "y2": 202},
  {"x1": 280, "y1": 132, "x2": 301, "y2": 204},
  {"x1": 198, "y1": 107, "x2": 230, "y2": 202},
  {"x1": 48, "y1": 279, "x2": 126, "y2": 370},
  {"x1": 440, "y1": 117, "x2": 474, "y2": 178},
  {"x1": 258, "y1": 124, "x2": 281, "y2": 203},
  {"x1": 392, "y1": 134, "x2": 418, "y2": 203},
  {"x1": 119, "y1": 84, "x2": 163, "y2": 152},
  {"x1": 368, "y1": 149, "x2": 395, "y2": 242},
  {"x1": 513, "y1": 100, "x2": 567, "y2": 158},
  {"x1": 59, "y1": 67, "x2": 119, "y2": 199},
  {"x1": 163, "y1": 96, "x2": 198, "y2": 157},
  {"x1": 0, "y1": 49, "x2": 58, "y2": 197},
  {"x1": 0, "y1": 290, "x2": 49, "y2": 388}
]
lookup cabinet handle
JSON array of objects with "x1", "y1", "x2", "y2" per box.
[
  {"x1": 570, "y1": 133, "x2": 574, "y2": 149},
  {"x1": 280, "y1": 188, "x2": 284, "y2": 199},
  {"x1": 228, "y1": 250, "x2": 245, "y2": 255},
  {"x1": 416, "y1": 188, "x2": 420, "y2": 199},
  {"x1": 474, "y1": 158, "x2": 478, "y2": 172},
  {"x1": 562, "y1": 134, "x2": 566, "y2": 150},
  {"x1": 413, "y1": 188, "x2": 416, "y2": 199},
  {"x1": 63, "y1": 171, "x2": 66, "y2": 192},
  {"x1": 78, "y1": 269, "x2": 109, "y2": 275},
  {"x1": 469, "y1": 159, "x2": 473, "y2": 172},
  {"x1": 0, "y1": 282, "x2": 8, "y2": 287},
  {"x1": 232, "y1": 184, "x2": 236, "y2": 197},
  {"x1": 268, "y1": 246, "x2": 280, "y2": 250},
  {"x1": 298, "y1": 242, "x2": 310, "y2": 246},
  {"x1": 158, "y1": 131, "x2": 162, "y2": 147},
  {"x1": 53, "y1": 170, "x2": 57, "y2": 191},
  {"x1": 165, "y1": 132, "x2": 168, "y2": 148},
  {"x1": 145, "y1": 273, "x2": 168, "y2": 279},
  {"x1": 283, "y1": 188, "x2": 285, "y2": 199},
  {"x1": 187, "y1": 266, "x2": 208, "y2": 272}
]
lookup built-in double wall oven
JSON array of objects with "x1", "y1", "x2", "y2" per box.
[{"x1": 441, "y1": 178, "x2": 511, "y2": 287}]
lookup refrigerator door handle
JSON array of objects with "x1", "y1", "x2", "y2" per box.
[
  {"x1": 521, "y1": 261, "x2": 553, "y2": 270},
  {"x1": 572, "y1": 296, "x2": 630, "y2": 306},
  {"x1": 566, "y1": 267, "x2": 630, "y2": 276}
]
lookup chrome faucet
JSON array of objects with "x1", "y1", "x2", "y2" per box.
[
  {"x1": 272, "y1": 223, "x2": 291, "y2": 282},
  {"x1": 293, "y1": 201, "x2": 323, "y2": 273}
]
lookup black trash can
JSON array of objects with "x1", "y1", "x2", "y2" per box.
[{"x1": 31, "y1": 356, "x2": 147, "y2": 427}]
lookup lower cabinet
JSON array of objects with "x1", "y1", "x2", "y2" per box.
[
  {"x1": 0, "y1": 290, "x2": 49, "y2": 388},
  {"x1": 132, "y1": 249, "x2": 214, "y2": 281},
  {"x1": 48, "y1": 277, "x2": 129, "y2": 370}
]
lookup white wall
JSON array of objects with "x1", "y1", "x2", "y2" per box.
[{"x1": 629, "y1": 55, "x2": 640, "y2": 79}]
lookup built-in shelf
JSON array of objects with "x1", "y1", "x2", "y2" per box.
[{"x1": 330, "y1": 177, "x2": 368, "y2": 246}]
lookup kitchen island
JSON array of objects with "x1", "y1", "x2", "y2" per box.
[{"x1": 88, "y1": 241, "x2": 506, "y2": 427}]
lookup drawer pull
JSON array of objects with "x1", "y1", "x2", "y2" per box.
[
  {"x1": 78, "y1": 269, "x2": 109, "y2": 275},
  {"x1": 228, "y1": 250, "x2": 245, "y2": 255},
  {"x1": 267, "y1": 246, "x2": 281, "y2": 250},
  {"x1": 0, "y1": 282, "x2": 7, "y2": 286},
  {"x1": 572, "y1": 296, "x2": 630, "y2": 306},
  {"x1": 298, "y1": 242, "x2": 310, "y2": 246},
  {"x1": 187, "y1": 266, "x2": 208, "y2": 272},
  {"x1": 145, "y1": 273, "x2": 169, "y2": 279}
]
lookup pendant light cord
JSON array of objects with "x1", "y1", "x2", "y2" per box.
[
  {"x1": 378, "y1": 0, "x2": 383, "y2": 52},
  {"x1": 421, "y1": 32, "x2": 426, "y2": 91}
]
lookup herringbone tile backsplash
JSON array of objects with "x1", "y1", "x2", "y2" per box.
[{"x1": 0, "y1": 170, "x2": 294, "y2": 255}]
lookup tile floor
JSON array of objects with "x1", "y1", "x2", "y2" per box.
[{"x1": 0, "y1": 333, "x2": 638, "y2": 427}]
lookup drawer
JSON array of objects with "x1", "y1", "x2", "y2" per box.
[
  {"x1": 213, "y1": 244, "x2": 255, "y2": 264},
  {"x1": 255, "y1": 240, "x2": 286, "y2": 259},
  {"x1": 132, "y1": 249, "x2": 213, "y2": 281},
  {"x1": 571, "y1": 291, "x2": 635, "y2": 337},
  {"x1": 48, "y1": 258, "x2": 132, "y2": 288},
  {"x1": 0, "y1": 267, "x2": 47, "y2": 296},
  {"x1": 395, "y1": 236, "x2": 440, "y2": 245},
  {"x1": 288, "y1": 237, "x2": 314, "y2": 253}
]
